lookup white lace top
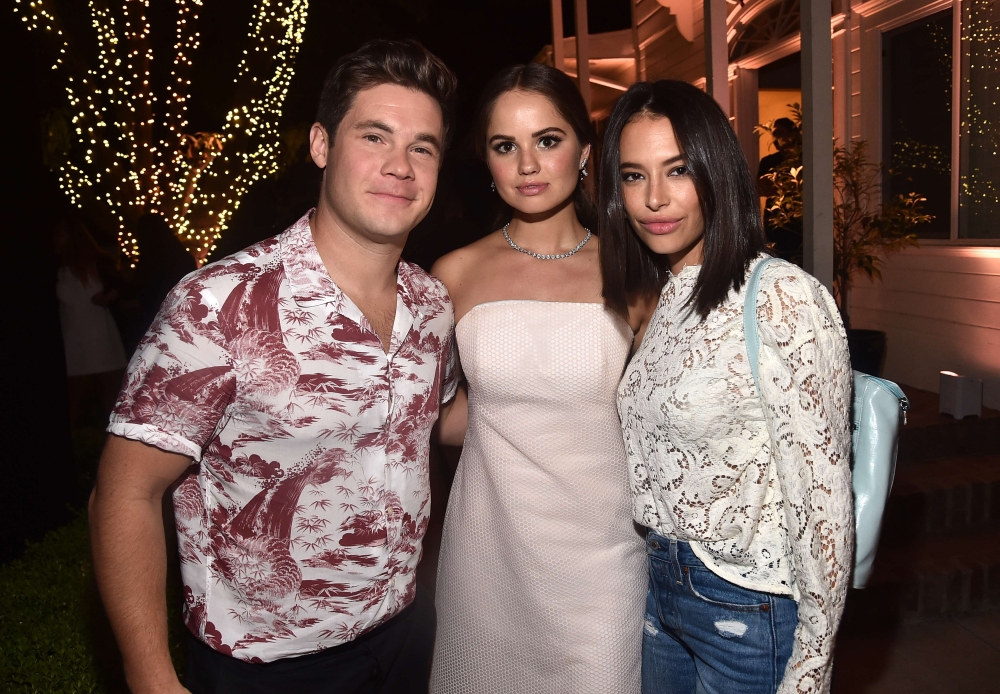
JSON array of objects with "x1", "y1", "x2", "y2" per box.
[{"x1": 618, "y1": 256, "x2": 854, "y2": 694}]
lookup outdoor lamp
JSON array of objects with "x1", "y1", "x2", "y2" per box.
[{"x1": 938, "y1": 371, "x2": 983, "y2": 419}]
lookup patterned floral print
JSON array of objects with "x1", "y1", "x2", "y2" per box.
[
  {"x1": 109, "y1": 210, "x2": 457, "y2": 662},
  {"x1": 618, "y1": 256, "x2": 853, "y2": 694}
]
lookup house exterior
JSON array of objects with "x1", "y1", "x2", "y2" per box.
[{"x1": 539, "y1": 0, "x2": 1000, "y2": 409}]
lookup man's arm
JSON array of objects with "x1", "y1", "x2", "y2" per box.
[
  {"x1": 89, "y1": 435, "x2": 193, "y2": 694},
  {"x1": 437, "y1": 385, "x2": 468, "y2": 447}
]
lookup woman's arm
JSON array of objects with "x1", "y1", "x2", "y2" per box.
[
  {"x1": 756, "y1": 266, "x2": 854, "y2": 694},
  {"x1": 432, "y1": 251, "x2": 471, "y2": 447}
]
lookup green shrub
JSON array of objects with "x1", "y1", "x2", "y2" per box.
[
  {"x1": 0, "y1": 515, "x2": 102, "y2": 693},
  {"x1": 1, "y1": 513, "x2": 187, "y2": 693}
]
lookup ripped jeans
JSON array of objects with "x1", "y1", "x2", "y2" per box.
[{"x1": 642, "y1": 533, "x2": 797, "y2": 694}]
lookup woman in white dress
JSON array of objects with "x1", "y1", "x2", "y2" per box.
[
  {"x1": 53, "y1": 217, "x2": 129, "y2": 427},
  {"x1": 430, "y1": 64, "x2": 653, "y2": 693}
]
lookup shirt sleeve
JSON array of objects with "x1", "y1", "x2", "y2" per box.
[
  {"x1": 108, "y1": 274, "x2": 236, "y2": 461},
  {"x1": 755, "y1": 264, "x2": 854, "y2": 694}
]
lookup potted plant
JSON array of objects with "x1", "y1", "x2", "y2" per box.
[{"x1": 758, "y1": 109, "x2": 931, "y2": 376}]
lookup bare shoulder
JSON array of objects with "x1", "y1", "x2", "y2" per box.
[{"x1": 430, "y1": 231, "x2": 505, "y2": 293}]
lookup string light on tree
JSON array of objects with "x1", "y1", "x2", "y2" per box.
[
  {"x1": 14, "y1": 0, "x2": 309, "y2": 264},
  {"x1": 960, "y1": 0, "x2": 1000, "y2": 232}
]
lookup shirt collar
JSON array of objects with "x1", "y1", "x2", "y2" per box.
[
  {"x1": 279, "y1": 209, "x2": 429, "y2": 351},
  {"x1": 280, "y1": 209, "x2": 347, "y2": 309},
  {"x1": 669, "y1": 263, "x2": 702, "y2": 281}
]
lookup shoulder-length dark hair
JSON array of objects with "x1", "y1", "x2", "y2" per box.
[
  {"x1": 472, "y1": 63, "x2": 597, "y2": 230},
  {"x1": 599, "y1": 79, "x2": 765, "y2": 318}
]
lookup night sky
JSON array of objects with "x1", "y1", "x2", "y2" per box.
[{"x1": 0, "y1": 1, "x2": 630, "y2": 559}]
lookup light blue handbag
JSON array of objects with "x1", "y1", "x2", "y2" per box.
[{"x1": 742, "y1": 257, "x2": 909, "y2": 589}]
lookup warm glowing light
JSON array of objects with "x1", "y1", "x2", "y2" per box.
[
  {"x1": 13, "y1": 0, "x2": 309, "y2": 263},
  {"x1": 960, "y1": 0, "x2": 1000, "y2": 225}
]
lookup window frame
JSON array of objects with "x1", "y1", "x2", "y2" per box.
[{"x1": 859, "y1": 0, "x2": 1000, "y2": 246}]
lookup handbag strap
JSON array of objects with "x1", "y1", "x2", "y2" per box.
[{"x1": 742, "y1": 256, "x2": 782, "y2": 389}]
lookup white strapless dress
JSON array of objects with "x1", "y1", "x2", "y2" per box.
[{"x1": 430, "y1": 301, "x2": 646, "y2": 694}]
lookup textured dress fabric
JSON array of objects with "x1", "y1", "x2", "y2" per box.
[
  {"x1": 618, "y1": 256, "x2": 853, "y2": 694},
  {"x1": 56, "y1": 267, "x2": 128, "y2": 376},
  {"x1": 431, "y1": 301, "x2": 646, "y2": 694}
]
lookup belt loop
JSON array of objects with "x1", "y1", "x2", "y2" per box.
[{"x1": 669, "y1": 539, "x2": 682, "y2": 583}]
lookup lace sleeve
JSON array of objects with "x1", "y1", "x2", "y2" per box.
[{"x1": 755, "y1": 265, "x2": 854, "y2": 694}]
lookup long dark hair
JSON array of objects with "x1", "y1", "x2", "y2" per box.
[
  {"x1": 472, "y1": 63, "x2": 597, "y2": 230},
  {"x1": 599, "y1": 80, "x2": 765, "y2": 318}
]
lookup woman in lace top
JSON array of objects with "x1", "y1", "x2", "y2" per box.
[{"x1": 599, "y1": 80, "x2": 854, "y2": 694}]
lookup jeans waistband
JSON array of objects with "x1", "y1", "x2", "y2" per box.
[{"x1": 644, "y1": 530, "x2": 702, "y2": 566}]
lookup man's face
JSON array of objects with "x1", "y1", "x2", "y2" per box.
[
  {"x1": 773, "y1": 126, "x2": 794, "y2": 152},
  {"x1": 310, "y1": 83, "x2": 444, "y2": 246}
]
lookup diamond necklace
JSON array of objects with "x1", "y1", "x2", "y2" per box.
[{"x1": 502, "y1": 222, "x2": 593, "y2": 260}]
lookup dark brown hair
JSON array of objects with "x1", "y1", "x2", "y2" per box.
[
  {"x1": 316, "y1": 39, "x2": 458, "y2": 148},
  {"x1": 472, "y1": 63, "x2": 597, "y2": 230},
  {"x1": 599, "y1": 80, "x2": 766, "y2": 318}
]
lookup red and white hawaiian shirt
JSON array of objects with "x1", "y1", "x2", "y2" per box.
[{"x1": 109, "y1": 210, "x2": 457, "y2": 662}]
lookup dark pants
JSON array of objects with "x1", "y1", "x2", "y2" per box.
[
  {"x1": 642, "y1": 533, "x2": 798, "y2": 694},
  {"x1": 184, "y1": 592, "x2": 434, "y2": 694}
]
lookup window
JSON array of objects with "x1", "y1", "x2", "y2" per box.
[
  {"x1": 883, "y1": 10, "x2": 953, "y2": 240},
  {"x1": 959, "y1": 0, "x2": 1000, "y2": 239}
]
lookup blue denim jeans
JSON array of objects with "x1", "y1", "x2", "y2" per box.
[{"x1": 642, "y1": 533, "x2": 798, "y2": 694}]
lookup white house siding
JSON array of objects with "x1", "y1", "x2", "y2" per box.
[
  {"x1": 851, "y1": 245, "x2": 1000, "y2": 409},
  {"x1": 638, "y1": 0, "x2": 705, "y2": 83}
]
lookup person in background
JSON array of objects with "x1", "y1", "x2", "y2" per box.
[
  {"x1": 601, "y1": 80, "x2": 853, "y2": 694},
  {"x1": 54, "y1": 217, "x2": 128, "y2": 427},
  {"x1": 756, "y1": 117, "x2": 798, "y2": 197},
  {"x1": 430, "y1": 63, "x2": 652, "y2": 694},
  {"x1": 89, "y1": 40, "x2": 458, "y2": 694},
  {"x1": 756, "y1": 117, "x2": 802, "y2": 261}
]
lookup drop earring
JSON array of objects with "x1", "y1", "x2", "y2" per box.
[
  {"x1": 579, "y1": 158, "x2": 589, "y2": 180},
  {"x1": 490, "y1": 181, "x2": 496, "y2": 192}
]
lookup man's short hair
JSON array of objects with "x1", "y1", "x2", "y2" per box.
[
  {"x1": 772, "y1": 117, "x2": 797, "y2": 134},
  {"x1": 316, "y1": 39, "x2": 458, "y2": 149}
]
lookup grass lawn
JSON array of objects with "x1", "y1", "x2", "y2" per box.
[
  {"x1": 1, "y1": 427, "x2": 184, "y2": 693},
  {"x1": 0, "y1": 514, "x2": 105, "y2": 693}
]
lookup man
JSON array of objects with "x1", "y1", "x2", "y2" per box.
[
  {"x1": 756, "y1": 117, "x2": 802, "y2": 261},
  {"x1": 89, "y1": 40, "x2": 459, "y2": 694},
  {"x1": 756, "y1": 116, "x2": 799, "y2": 197}
]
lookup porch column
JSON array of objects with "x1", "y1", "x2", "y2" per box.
[
  {"x1": 801, "y1": 0, "x2": 835, "y2": 290},
  {"x1": 575, "y1": 0, "x2": 592, "y2": 112},
  {"x1": 551, "y1": 0, "x2": 565, "y2": 72},
  {"x1": 704, "y1": 0, "x2": 730, "y2": 115},
  {"x1": 631, "y1": 0, "x2": 641, "y2": 82},
  {"x1": 832, "y1": 18, "x2": 849, "y2": 148},
  {"x1": 733, "y1": 67, "x2": 759, "y2": 174}
]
